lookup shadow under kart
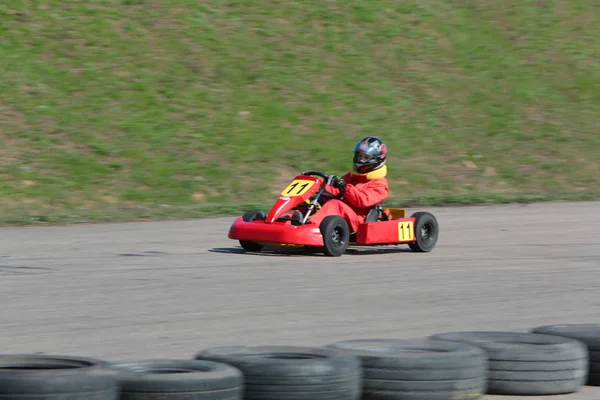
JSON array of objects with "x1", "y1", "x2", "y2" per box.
[
  {"x1": 227, "y1": 171, "x2": 439, "y2": 257},
  {"x1": 209, "y1": 245, "x2": 414, "y2": 257}
]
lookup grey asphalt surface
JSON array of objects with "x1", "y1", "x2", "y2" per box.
[{"x1": 1, "y1": 200, "x2": 599, "y2": 399}]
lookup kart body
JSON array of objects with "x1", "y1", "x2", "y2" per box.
[{"x1": 228, "y1": 171, "x2": 439, "y2": 256}]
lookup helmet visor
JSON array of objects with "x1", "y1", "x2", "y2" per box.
[{"x1": 355, "y1": 151, "x2": 375, "y2": 163}]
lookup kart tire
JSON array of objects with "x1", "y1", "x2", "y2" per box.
[
  {"x1": 0, "y1": 354, "x2": 119, "y2": 399},
  {"x1": 107, "y1": 359, "x2": 244, "y2": 400},
  {"x1": 531, "y1": 324, "x2": 600, "y2": 386},
  {"x1": 240, "y1": 210, "x2": 266, "y2": 252},
  {"x1": 408, "y1": 212, "x2": 438, "y2": 252},
  {"x1": 193, "y1": 345, "x2": 362, "y2": 400},
  {"x1": 429, "y1": 331, "x2": 588, "y2": 395},
  {"x1": 319, "y1": 215, "x2": 349, "y2": 257},
  {"x1": 325, "y1": 338, "x2": 487, "y2": 400}
]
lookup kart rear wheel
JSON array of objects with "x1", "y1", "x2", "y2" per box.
[
  {"x1": 319, "y1": 215, "x2": 349, "y2": 257},
  {"x1": 408, "y1": 211, "x2": 439, "y2": 252},
  {"x1": 240, "y1": 210, "x2": 266, "y2": 252}
]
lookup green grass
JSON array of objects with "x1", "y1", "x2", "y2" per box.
[{"x1": 1, "y1": 0, "x2": 599, "y2": 224}]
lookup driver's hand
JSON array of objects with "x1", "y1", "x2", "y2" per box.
[{"x1": 331, "y1": 175, "x2": 347, "y2": 192}]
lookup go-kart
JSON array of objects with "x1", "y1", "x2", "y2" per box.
[{"x1": 228, "y1": 171, "x2": 439, "y2": 256}]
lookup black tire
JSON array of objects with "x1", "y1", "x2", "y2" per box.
[
  {"x1": 240, "y1": 210, "x2": 266, "y2": 252},
  {"x1": 0, "y1": 354, "x2": 119, "y2": 399},
  {"x1": 107, "y1": 359, "x2": 243, "y2": 400},
  {"x1": 430, "y1": 331, "x2": 588, "y2": 395},
  {"x1": 326, "y1": 338, "x2": 487, "y2": 400},
  {"x1": 408, "y1": 212, "x2": 438, "y2": 252},
  {"x1": 193, "y1": 345, "x2": 362, "y2": 400},
  {"x1": 532, "y1": 324, "x2": 600, "y2": 386},
  {"x1": 319, "y1": 215, "x2": 349, "y2": 257}
]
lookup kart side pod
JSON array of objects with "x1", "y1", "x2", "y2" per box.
[
  {"x1": 354, "y1": 208, "x2": 439, "y2": 253},
  {"x1": 354, "y1": 217, "x2": 417, "y2": 245}
]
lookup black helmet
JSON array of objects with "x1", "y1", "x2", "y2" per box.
[{"x1": 352, "y1": 136, "x2": 387, "y2": 174}]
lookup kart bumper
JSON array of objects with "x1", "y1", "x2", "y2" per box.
[{"x1": 228, "y1": 217, "x2": 324, "y2": 247}]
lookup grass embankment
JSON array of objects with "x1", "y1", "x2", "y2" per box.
[{"x1": 1, "y1": 1, "x2": 598, "y2": 224}]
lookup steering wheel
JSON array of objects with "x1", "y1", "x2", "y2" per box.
[
  {"x1": 301, "y1": 171, "x2": 331, "y2": 181},
  {"x1": 300, "y1": 170, "x2": 340, "y2": 201}
]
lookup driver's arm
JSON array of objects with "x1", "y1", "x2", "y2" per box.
[
  {"x1": 324, "y1": 184, "x2": 341, "y2": 197},
  {"x1": 342, "y1": 179, "x2": 389, "y2": 209},
  {"x1": 323, "y1": 174, "x2": 350, "y2": 197}
]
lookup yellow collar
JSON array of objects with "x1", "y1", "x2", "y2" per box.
[{"x1": 350, "y1": 164, "x2": 387, "y2": 180}]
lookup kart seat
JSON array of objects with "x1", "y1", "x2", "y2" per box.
[
  {"x1": 349, "y1": 204, "x2": 383, "y2": 242},
  {"x1": 364, "y1": 204, "x2": 383, "y2": 223}
]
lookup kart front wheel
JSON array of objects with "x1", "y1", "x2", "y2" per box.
[
  {"x1": 319, "y1": 216, "x2": 349, "y2": 257},
  {"x1": 408, "y1": 211, "x2": 439, "y2": 252},
  {"x1": 240, "y1": 210, "x2": 266, "y2": 252}
]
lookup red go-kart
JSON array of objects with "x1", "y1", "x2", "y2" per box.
[{"x1": 228, "y1": 171, "x2": 439, "y2": 256}]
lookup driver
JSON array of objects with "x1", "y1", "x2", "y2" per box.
[{"x1": 292, "y1": 136, "x2": 390, "y2": 232}]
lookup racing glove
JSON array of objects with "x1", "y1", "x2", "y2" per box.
[{"x1": 331, "y1": 175, "x2": 347, "y2": 194}]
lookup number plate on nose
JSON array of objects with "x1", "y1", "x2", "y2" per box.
[{"x1": 281, "y1": 179, "x2": 315, "y2": 196}]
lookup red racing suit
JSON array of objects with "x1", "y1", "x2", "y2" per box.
[{"x1": 308, "y1": 165, "x2": 390, "y2": 232}]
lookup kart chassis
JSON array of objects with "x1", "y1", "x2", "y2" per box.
[{"x1": 228, "y1": 171, "x2": 439, "y2": 256}]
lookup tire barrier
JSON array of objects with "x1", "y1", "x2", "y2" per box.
[
  {"x1": 0, "y1": 354, "x2": 119, "y2": 400},
  {"x1": 428, "y1": 331, "x2": 589, "y2": 396},
  {"x1": 1, "y1": 324, "x2": 599, "y2": 399},
  {"x1": 531, "y1": 324, "x2": 600, "y2": 387},
  {"x1": 193, "y1": 346, "x2": 362, "y2": 400},
  {"x1": 107, "y1": 359, "x2": 244, "y2": 400},
  {"x1": 325, "y1": 338, "x2": 488, "y2": 400}
]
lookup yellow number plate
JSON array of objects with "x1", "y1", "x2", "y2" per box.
[
  {"x1": 281, "y1": 179, "x2": 315, "y2": 197},
  {"x1": 398, "y1": 220, "x2": 414, "y2": 241}
]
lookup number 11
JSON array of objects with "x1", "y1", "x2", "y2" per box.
[
  {"x1": 398, "y1": 221, "x2": 414, "y2": 241},
  {"x1": 286, "y1": 182, "x2": 309, "y2": 195}
]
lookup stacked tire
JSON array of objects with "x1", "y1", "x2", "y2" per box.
[
  {"x1": 429, "y1": 331, "x2": 589, "y2": 396},
  {"x1": 532, "y1": 324, "x2": 600, "y2": 386},
  {"x1": 193, "y1": 345, "x2": 362, "y2": 400},
  {"x1": 0, "y1": 354, "x2": 119, "y2": 400},
  {"x1": 325, "y1": 338, "x2": 488, "y2": 400},
  {"x1": 107, "y1": 359, "x2": 244, "y2": 399}
]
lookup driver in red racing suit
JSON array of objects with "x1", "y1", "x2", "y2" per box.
[{"x1": 294, "y1": 136, "x2": 390, "y2": 233}]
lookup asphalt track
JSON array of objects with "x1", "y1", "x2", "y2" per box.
[{"x1": 1, "y1": 200, "x2": 599, "y2": 399}]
